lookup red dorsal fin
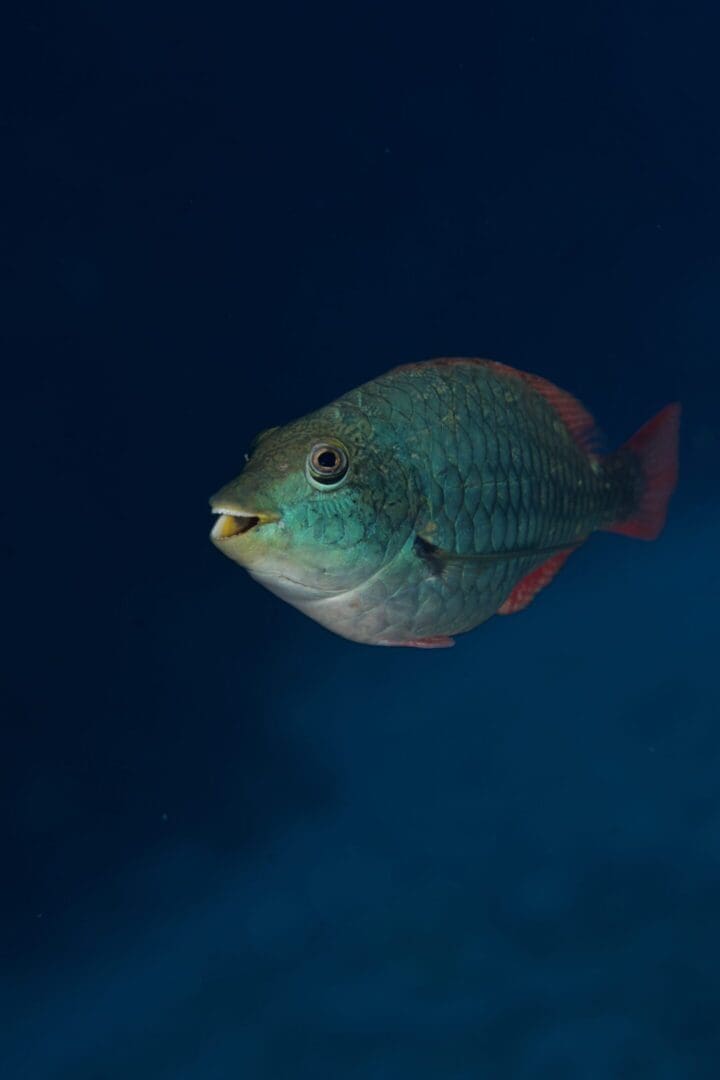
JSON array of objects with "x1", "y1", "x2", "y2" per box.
[
  {"x1": 605, "y1": 403, "x2": 681, "y2": 540},
  {"x1": 486, "y1": 361, "x2": 602, "y2": 454},
  {"x1": 393, "y1": 357, "x2": 601, "y2": 451},
  {"x1": 497, "y1": 547, "x2": 578, "y2": 615}
]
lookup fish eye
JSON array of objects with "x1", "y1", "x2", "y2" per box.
[{"x1": 306, "y1": 441, "x2": 349, "y2": 488}]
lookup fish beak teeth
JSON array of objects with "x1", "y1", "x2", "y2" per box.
[{"x1": 210, "y1": 509, "x2": 279, "y2": 541}]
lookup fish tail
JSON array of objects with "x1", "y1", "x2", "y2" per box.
[{"x1": 603, "y1": 403, "x2": 681, "y2": 540}]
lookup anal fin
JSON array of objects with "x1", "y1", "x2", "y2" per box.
[{"x1": 497, "y1": 548, "x2": 578, "y2": 615}]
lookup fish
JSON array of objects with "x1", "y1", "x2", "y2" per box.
[{"x1": 209, "y1": 358, "x2": 680, "y2": 648}]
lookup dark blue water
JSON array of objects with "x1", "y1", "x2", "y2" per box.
[{"x1": 4, "y1": 3, "x2": 720, "y2": 1076}]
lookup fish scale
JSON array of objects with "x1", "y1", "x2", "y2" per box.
[
  {"x1": 210, "y1": 357, "x2": 680, "y2": 647},
  {"x1": 358, "y1": 361, "x2": 604, "y2": 553},
  {"x1": 296, "y1": 361, "x2": 606, "y2": 642}
]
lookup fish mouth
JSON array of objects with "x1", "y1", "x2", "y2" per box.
[{"x1": 210, "y1": 507, "x2": 279, "y2": 541}]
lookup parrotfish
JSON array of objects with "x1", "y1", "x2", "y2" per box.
[{"x1": 210, "y1": 358, "x2": 680, "y2": 648}]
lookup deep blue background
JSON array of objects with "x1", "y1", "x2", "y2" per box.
[{"x1": 4, "y1": 2, "x2": 720, "y2": 1076}]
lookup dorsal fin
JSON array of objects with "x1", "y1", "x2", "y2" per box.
[
  {"x1": 486, "y1": 361, "x2": 602, "y2": 454},
  {"x1": 497, "y1": 547, "x2": 579, "y2": 615},
  {"x1": 390, "y1": 358, "x2": 603, "y2": 454}
]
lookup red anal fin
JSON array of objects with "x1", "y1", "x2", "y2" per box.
[
  {"x1": 487, "y1": 361, "x2": 602, "y2": 454},
  {"x1": 380, "y1": 635, "x2": 455, "y2": 649},
  {"x1": 605, "y1": 402, "x2": 681, "y2": 540},
  {"x1": 498, "y1": 548, "x2": 578, "y2": 615}
]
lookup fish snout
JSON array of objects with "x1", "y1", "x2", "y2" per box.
[
  {"x1": 210, "y1": 508, "x2": 280, "y2": 542},
  {"x1": 209, "y1": 484, "x2": 281, "y2": 545}
]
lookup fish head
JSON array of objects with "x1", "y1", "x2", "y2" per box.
[{"x1": 209, "y1": 403, "x2": 417, "y2": 602}]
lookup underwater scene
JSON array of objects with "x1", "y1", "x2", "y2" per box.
[{"x1": 4, "y1": 3, "x2": 720, "y2": 1077}]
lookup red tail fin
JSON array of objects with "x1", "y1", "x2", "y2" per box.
[{"x1": 606, "y1": 403, "x2": 681, "y2": 540}]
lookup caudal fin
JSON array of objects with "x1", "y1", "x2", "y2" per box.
[{"x1": 606, "y1": 403, "x2": 681, "y2": 540}]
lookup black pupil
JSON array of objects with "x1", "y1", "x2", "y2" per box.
[{"x1": 317, "y1": 450, "x2": 338, "y2": 470}]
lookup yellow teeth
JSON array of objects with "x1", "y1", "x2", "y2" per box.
[{"x1": 210, "y1": 511, "x2": 278, "y2": 541}]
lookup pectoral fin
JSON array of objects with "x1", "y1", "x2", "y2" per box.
[
  {"x1": 413, "y1": 532, "x2": 584, "y2": 614},
  {"x1": 413, "y1": 533, "x2": 578, "y2": 573}
]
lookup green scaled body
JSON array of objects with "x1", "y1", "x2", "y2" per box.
[{"x1": 209, "y1": 358, "x2": 679, "y2": 647}]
